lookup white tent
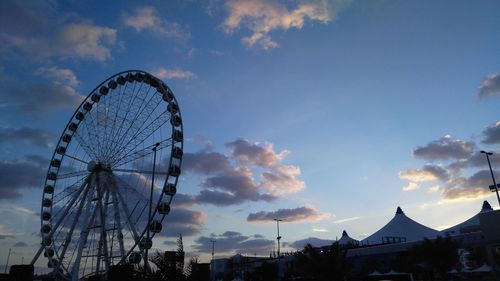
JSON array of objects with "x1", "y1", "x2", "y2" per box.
[
  {"x1": 441, "y1": 200, "x2": 493, "y2": 236},
  {"x1": 338, "y1": 230, "x2": 359, "y2": 246},
  {"x1": 362, "y1": 206, "x2": 439, "y2": 245}
]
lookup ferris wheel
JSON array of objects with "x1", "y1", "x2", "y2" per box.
[{"x1": 31, "y1": 70, "x2": 184, "y2": 280}]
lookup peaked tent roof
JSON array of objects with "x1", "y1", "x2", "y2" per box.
[
  {"x1": 361, "y1": 206, "x2": 439, "y2": 245},
  {"x1": 338, "y1": 230, "x2": 359, "y2": 246},
  {"x1": 441, "y1": 200, "x2": 493, "y2": 236}
]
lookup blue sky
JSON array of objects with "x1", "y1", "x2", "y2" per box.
[{"x1": 1, "y1": 0, "x2": 500, "y2": 270}]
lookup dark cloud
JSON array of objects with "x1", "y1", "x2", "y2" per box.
[
  {"x1": 0, "y1": 234, "x2": 13, "y2": 239},
  {"x1": 14, "y1": 241, "x2": 28, "y2": 247},
  {"x1": 481, "y1": 122, "x2": 500, "y2": 144},
  {"x1": 0, "y1": 156, "x2": 47, "y2": 199},
  {"x1": 478, "y1": 73, "x2": 500, "y2": 98},
  {"x1": 177, "y1": 138, "x2": 303, "y2": 206},
  {"x1": 161, "y1": 208, "x2": 205, "y2": 237},
  {"x1": 287, "y1": 237, "x2": 334, "y2": 250},
  {"x1": 0, "y1": 1, "x2": 117, "y2": 61},
  {"x1": 202, "y1": 168, "x2": 263, "y2": 200},
  {"x1": 412, "y1": 135, "x2": 474, "y2": 160},
  {"x1": 193, "y1": 231, "x2": 274, "y2": 256},
  {"x1": 195, "y1": 189, "x2": 275, "y2": 206},
  {"x1": 0, "y1": 127, "x2": 56, "y2": 148},
  {"x1": 442, "y1": 169, "x2": 496, "y2": 200},
  {"x1": 399, "y1": 164, "x2": 450, "y2": 182},
  {"x1": 172, "y1": 193, "x2": 197, "y2": 207},
  {"x1": 7, "y1": 81, "x2": 83, "y2": 113},
  {"x1": 453, "y1": 151, "x2": 500, "y2": 169},
  {"x1": 247, "y1": 206, "x2": 327, "y2": 223},
  {"x1": 182, "y1": 151, "x2": 230, "y2": 174},
  {"x1": 226, "y1": 138, "x2": 287, "y2": 167}
]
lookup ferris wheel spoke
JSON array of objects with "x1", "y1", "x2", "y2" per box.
[
  {"x1": 106, "y1": 86, "x2": 162, "y2": 164},
  {"x1": 64, "y1": 154, "x2": 89, "y2": 165},
  {"x1": 104, "y1": 83, "x2": 152, "y2": 162},
  {"x1": 101, "y1": 82, "x2": 137, "y2": 161},
  {"x1": 112, "y1": 138, "x2": 173, "y2": 168},
  {"x1": 57, "y1": 170, "x2": 89, "y2": 180},
  {"x1": 101, "y1": 81, "x2": 136, "y2": 159},
  {"x1": 112, "y1": 168, "x2": 169, "y2": 176},
  {"x1": 73, "y1": 132, "x2": 100, "y2": 161},
  {"x1": 109, "y1": 106, "x2": 167, "y2": 165},
  {"x1": 46, "y1": 178, "x2": 89, "y2": 241},
  {"x1": 54, "y1": 178, "x2": 95, "y2": 274},
  {"x1": 53, "y1": 179, "x2": 86, "y2": 205}
]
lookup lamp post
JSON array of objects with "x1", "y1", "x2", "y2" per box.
[
  {"x1": 4, "y1": 248, "x2": 11, "y2": 273},
  {"x1": 481, "y1": 150, "x2": 500, "y2": 207},
  {"x1": 145, "y1": 142, "x2": 160, "y2": 273},
  {"x1": 273, "y1": 219, "x2": 282, "y2": 258},
  {"x1": 210, "y1": 239, "x2": 216, "y2": 260}
]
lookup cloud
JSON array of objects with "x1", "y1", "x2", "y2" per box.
[
  {"x1": 123, "y1": 6, "x2": 190, "y2": 41},
  {"x1": 287, "y1": 237, "x2": 334, "y2": 250},
  {"x1": 198, "y1": 167, "x2": 277, "y2": 206},
  {"x1": 428, "y1": 185, "x2": 440, "y2": 193},
  {"x1": 183, "y1": 151, "x2": 230, "y2": 174},
  {"x1": 1, "y1": 67, "x2": 84, "y2": 113},
  {"x1": 442, "y1": 169, "x2": 496, "y2": 200},
  {"x1": 260, "y1": 165, "x2": 305, "y2": 195},
  {"x1": 333, "y1": 216, "x2": 363, "y2": 224},
  {"x1": 172, "y1": 193, "x2": 198, "y2": 208},
  {"x1": 402, "y1": 182, "x2": 419, "y2": 192},
  {"x1": 482, "y1": 121, "x2": 500, "y2": 144},
  {"x1": 412, "y1": 135, "x2": 474, "y2": 160},
  {"x1": 226, "y1": 138, "x2": 289, "y2": 167},
  {"x1": 0, "y1": 155, "x2": 47, "y2": 199},
  {"x1": 181, "y1": 138, "x2": 305, "y2": 206},
  {"x1": 14, "y1": 241, "x2": 28, "y2": 247},
  {"x1": 152, "y1": 67, "x2": 197, "y2": 80},
  {"x1": 36, "y1": 67, "x2": 79, "y2": 88},
  {"x1": 193, "y1": 231, "x2": 274, "y2": 256},
  {"x1": 55, "y1": 23, "x2": 116, "y2": 61},
  {"x1": 161, "y1": 208, "x2": 205, "y2": 237},
  {"x1": 221, "y1": 0, "x2": 334, "y2": 49},
  {"x1": 247, "y1": 206, "x2": 328, "y2": 223},
  {"x1": 399, "y1": 164, "x2": 450, "y2": 182},
  {"x1": 0, "y1": 1, "x2": 117, "y2": 61},
  {"x1": 478, "y1": 73, "x2": 500, "y2": 98},
  {"x1": 0, "y1": 126, "x2": 56, "y2": 148}
]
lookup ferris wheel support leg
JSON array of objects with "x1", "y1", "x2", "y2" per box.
[
  {"x1": 30, "y1": 245, "x2": 45, "y2": 265},
  {"x1": 72, "y1": 176, "x2": 100, "y2": 281},
  {"x1": 54, "y1": 180, "x2": 95, "y2": 275},
  {"x1": 31, "y1": 178, "x2": 89, "y2": 266},
  {"x1": 115, "y1": 188, "x2": 144, "y2": 264},
  {"x1": 110, "y1": 182, "x2": 126, "y2": 259},
  {"x1": 115, "y1": 187, "x2": 141, "y2": 242},
  {"x1": 95, "y1": 176, "x2": 110, "y2": 275}
]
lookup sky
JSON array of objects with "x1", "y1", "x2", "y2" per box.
[{"x1": 0, "y1": 0, "x2": 500, "y2": 272}]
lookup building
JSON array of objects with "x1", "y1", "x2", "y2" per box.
[{"x1": 209, "y1": 201, "x2": 500, "y2": 280}]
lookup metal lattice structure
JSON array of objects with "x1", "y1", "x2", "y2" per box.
[{"x1": 31, "y1": 70, "x2": 183, "y2": 280}]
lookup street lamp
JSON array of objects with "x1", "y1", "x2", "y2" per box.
[
  {"x1": 145, "y1": 142, "x2": 160, "y2": 272},
  {"x1": 480, "y1": 150, "x2": 500, "y2": 207},
  {"x1": 273, "y1": 219, "x2": 283, "y2": 258},
  {"x1": 210, "y1": 239, "x2": 216, "y2": 260}
]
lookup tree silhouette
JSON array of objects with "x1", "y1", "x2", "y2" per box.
[
  {"x1": 286, "y1": 243, "x2": 351, "y2": 281},
  {"x1": 407, "y1": 236, "x2": 460, "y2": 281}
]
